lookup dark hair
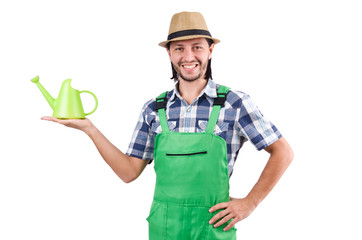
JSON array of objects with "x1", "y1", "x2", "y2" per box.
[{"x1": 167, "y1": 38, "x2": 214, "y2": 82}]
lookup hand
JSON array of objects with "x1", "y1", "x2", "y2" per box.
[
  {"x1": 209, "y1": 197, "x2": 256, "y2": 231},
  {"x1": 41, "y1": 116, "x2": 94, "y2": 134}
]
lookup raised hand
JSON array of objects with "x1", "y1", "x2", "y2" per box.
[{"x1": 41, "y1": 116, "x2": 93, "y2": 134}]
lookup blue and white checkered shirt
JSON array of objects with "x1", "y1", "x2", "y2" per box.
[{"x1": 126, "y1": 80, "x2": 282, "y2": 176}]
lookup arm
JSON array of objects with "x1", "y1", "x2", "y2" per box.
[
  {"x1": 41, "y1": 117, "x2": 149, "y2": 183},
  {"x1": 209, "y1": 137, "x2": 293, "y2": 231}
]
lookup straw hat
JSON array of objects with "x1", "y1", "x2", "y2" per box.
[{"x1": 159, "y1": 11, "x2": 220, "y2": 48}]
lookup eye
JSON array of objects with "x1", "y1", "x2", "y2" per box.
[
  {"x1": 174, "y1": 47, "x2": 183, "y2": 51},
  {"x1": 194, "y1": 46, "x2": 202, "y2": 50}
]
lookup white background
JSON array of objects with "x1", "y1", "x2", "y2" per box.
[{"x1": 1, "y1": 0, "x2": 361, "y2": 239}]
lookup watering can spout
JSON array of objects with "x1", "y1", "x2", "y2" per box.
[{"x1": 31, "y1": 76, "x2": 56, "y2": 110}]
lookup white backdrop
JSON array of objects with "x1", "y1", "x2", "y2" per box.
[{"x1": 1, "y1": 0, "x2": 361, "y2": 239}]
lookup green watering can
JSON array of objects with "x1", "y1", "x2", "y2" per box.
[{"x1": 31, "y1": 76, "x2": 98, "y2": 119}]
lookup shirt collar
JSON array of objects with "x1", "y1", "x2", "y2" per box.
[{"x1": 169, "y1": 79, "x2": 218, "y2": 102}]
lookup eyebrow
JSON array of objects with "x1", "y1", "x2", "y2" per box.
[{"x1": 173, "y1": 42, "x2": 203, "y2": 47}]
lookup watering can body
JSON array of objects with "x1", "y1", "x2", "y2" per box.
[{"x1": 31, "y1": 76, "x2": 98, "y2": 119}]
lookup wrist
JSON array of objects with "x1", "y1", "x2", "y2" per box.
[
  {"x1": 245, "y1": 194, "x2": 261, "y2": 209},
  {"x1": 84, "y1": 121, "x2": 97, "y2": 136}
]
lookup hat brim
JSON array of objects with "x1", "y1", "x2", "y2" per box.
[{"x1": 159, "y1": 35, "x2": 220, "y2": 48}]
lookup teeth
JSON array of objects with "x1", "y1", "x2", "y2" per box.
[{"x1": 183, "y1": 64, "x2": 196, "y2": 69}]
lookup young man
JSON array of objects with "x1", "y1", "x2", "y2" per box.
[{"x1": 43, "y1": 12, "x2": 293, "y2": 240}]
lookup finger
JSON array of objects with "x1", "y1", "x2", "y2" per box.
[
  {"x1": 209, "y1": 209, "x2": 229, "y2": 225},
  {"x1": 213, "y1": 213, "x2": 234, "y2": 228},
  {"x1": 41, "y1": 116, "x2": 70, "y2": 126},
  {"x1": 209, "y1": 202, "x2": 228, "y2": 213},
  {"x1": 41, "y1": 116, "x2": 66, "y2": 123},
  {"x1": 223, "y1": 217, "x2": 239, "y2": 231},
  {"x1": 41, "y1": 116, "x2": 56, "y2": 121}
]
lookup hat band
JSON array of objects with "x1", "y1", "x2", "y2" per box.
[{"x1": 167, "y1": 29, "x2": 212, "y2": 41}]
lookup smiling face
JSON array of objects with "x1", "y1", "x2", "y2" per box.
[{"x1": 167, "y1": 38, "x2": 214, "y2": 82}]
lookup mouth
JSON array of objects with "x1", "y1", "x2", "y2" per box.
[{"x1": 181, "y1": 63, "x2": 199, "y2": 71}]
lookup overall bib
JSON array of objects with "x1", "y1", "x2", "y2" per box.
[{"x1": 147, "y1": 86, "x2": 237, "y2": 240}]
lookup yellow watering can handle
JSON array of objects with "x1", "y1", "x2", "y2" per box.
[{"x1": 80, "y1": 90, "x2": 98, "y2": 116}]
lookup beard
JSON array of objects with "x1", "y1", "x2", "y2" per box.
[{"x1": 172, "y1": 60, "x2": 208, "y2": 82}]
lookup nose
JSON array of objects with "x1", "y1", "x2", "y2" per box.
[{"x1": 183, "y1": 47, "x2": 195, "y2": 62}]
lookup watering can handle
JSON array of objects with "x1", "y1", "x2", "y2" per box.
[{"x1": 79, "y1": 90, "x2": 98, "y2": 116}]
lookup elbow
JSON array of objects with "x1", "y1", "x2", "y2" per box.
[
  {"x1": 117, "y1": 156, "x2": 148, "y2": 184},
  {"x1": 290, "y1": 148, "x2": 294, "y2": 162},
  {"x1": 285, "y1": 145, "x2": 294, "y2": 166},
  {"x1": 120, "y1": 174, "x2": 138, "y2": 184},
  {"x1": 122, "y1": 179, "x2": 134, "y2": 184},
  {"x1": 121, "y1": 177, "x2": 133, "y2": 184},
  {"x1": 112, "y1": 168, "x2": 137, "y2": 183},
  {"x1": 119, "y1": 169, "x2": 142, "y2": 183},
  {"x1": 116, "y1": 156, "x2": 139, "y2": 183}
]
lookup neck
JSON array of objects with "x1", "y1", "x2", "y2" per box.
[{"x1": 177, "y1": 78, "x2": 208, "y2": 105}]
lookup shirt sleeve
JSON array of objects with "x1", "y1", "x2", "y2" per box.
[
  {"x1": 126, "y1": 99, "x2": 156, "y2": 162},
  {"x1": 237, "y1": 93, "x2": 282, "y2": 151}
]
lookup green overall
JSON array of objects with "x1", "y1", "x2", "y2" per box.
[{"x1": 147, "y1": 85, "x2": 237, "y2": 240}]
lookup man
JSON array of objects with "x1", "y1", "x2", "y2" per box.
[{"x1": 42, "y1": 12, "x2": 293, "y2": 239}]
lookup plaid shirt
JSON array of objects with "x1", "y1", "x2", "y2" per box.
[{"x1": 126, "y1": 80, "x2": 282, "y2": 176}]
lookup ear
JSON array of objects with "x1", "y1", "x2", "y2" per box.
[{"x1": 208, "y1": 43, "x2": 215, "y2": 60}]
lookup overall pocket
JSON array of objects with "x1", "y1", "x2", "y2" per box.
[
  {"x1": 166, "y1": 151, "x2": 207, "y2": 156},
  {"x1": 146, "y1": 201, "x2": 167, "y2": 240}
]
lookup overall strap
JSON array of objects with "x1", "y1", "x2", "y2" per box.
[
  {"x1": 155, "y1": 91, "x2": 170, "y2": 133},
  {"x1": 205, "y1": 85, "x2": 230, "y2": 134}
]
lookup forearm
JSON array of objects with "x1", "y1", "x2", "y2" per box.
[
  {"x1": 246, "y1": 138, "x2": 293, "y2": 208},
  {"x1": 85, "y1": 124, "x2": 143, "y2": 183}
]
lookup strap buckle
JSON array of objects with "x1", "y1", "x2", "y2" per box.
[
  {"x1": 213, "y1": 93, "x2": 227, "y2": 106},
  {"x1": 156, "y1": 97, "x2": 167, "y2": 111}
]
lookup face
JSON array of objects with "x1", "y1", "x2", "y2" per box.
[{"x1": 167, "y1": 38, "x2": 214, "y2": 82}]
